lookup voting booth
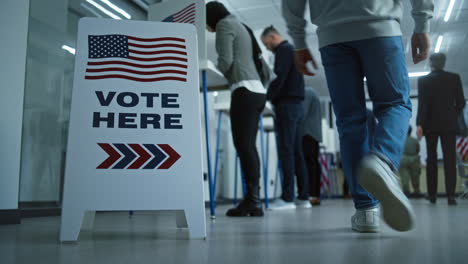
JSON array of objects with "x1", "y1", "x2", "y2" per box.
[
  {"x1": 60, "y1": 18, "x2": 206, "y2": 241},
  {"x1": 148, "y1": 0, "x2": 207, "y2": 67}
]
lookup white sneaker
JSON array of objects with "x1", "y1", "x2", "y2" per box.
[
  {"x1": 359, "y1": 154, "x2": 415, "y2": 232},
  {"x1": 268, "y1": 199, "x2": 296, "y2": 210},
  {"x1": 351, "y1": 207, "x2": 380, "y2": 233},
  {"x1": 295, "y1": 199, "x2": 312, "y2": 209}
]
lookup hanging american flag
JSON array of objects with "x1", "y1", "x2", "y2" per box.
[
  {"x1": 85, "y1": 34, "x2": 188, "y2": 82},
  {"x1": 162, "y1": 3, "x2": 196, "y2": 24},
  {"x1": 457, "y1": 137, "x2": 468, "y2": 160}
]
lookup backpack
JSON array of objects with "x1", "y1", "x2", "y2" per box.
[{"x1": 242, "y1": 24, "x2": 272, "y2": 87}]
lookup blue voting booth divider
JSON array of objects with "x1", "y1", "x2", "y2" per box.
[{"x1": 201, "y1": 70, "x2": 217, "y2": 219}]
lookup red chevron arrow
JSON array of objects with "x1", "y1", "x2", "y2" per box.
[
  {"x1": 127, "y1": 144, "x2": 151, "y2": 169},
  {"x1": 157, "y1": 144, "x2": 181, "y2": 169},
  {"x1": 97, "y1": 143, "x2": 122, "y2": 169}
]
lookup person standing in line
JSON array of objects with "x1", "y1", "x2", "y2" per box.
[
  {"x1": 206, "y1": 2, "x2": 266, "y2": 217},
  {"x1": 301, "y1": 87, "x2": 323, "y2": 206},
  {"x1": 283, "y1": 0, "x2": 434, "y2": 232},
  {"x1": 260, "y1": 26, "x2": 310, "y2": 210},
  {"x1": 399, "y1": 126, "x2": 422, "y2": 198},
  {"x1": 416, "y1": 53, "x2": 465, "y2": 206}
]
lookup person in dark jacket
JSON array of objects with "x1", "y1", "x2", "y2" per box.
[
  {"x1": 261, "y1": 26, "x2": 309, "y2": 210},
  {"x1": 206, "y1": 2, "x2": 266, "y2": 217},
  {"x1": 417, "y1": 53, "x2": 465, "y2": 205}
]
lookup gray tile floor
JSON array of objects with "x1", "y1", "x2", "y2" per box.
[{"x1": 1, "y1": 199, "x2": 467, "y2": 264}]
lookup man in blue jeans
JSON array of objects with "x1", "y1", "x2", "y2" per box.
[
  {"x1": 261, "y1": 26, "x2": 310, "y2": 210},
  {"x1": 282, "y1": 0, "x2": 434, "y2": 232}
]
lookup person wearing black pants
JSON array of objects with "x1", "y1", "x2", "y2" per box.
[
  {"x1": 417, "y1": 53, "x2": 465, "y2": 205},
  {"x1": 425, "y1": 135, "x2": 456, "y2": 202},
  {"x1": 206, "y1": 2, "x2": 267, "y2": 216},
  {"x1": 303, "y1": 136, "x2": 321, "y2": 204},
  {"x1": 230, "y1": 88, "x2": 266, "y2": 214},
  {"x1": 301, "y1": 88, "x2": 323, "y2": 205}
]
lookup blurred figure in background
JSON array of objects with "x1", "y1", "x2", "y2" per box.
[
  {"x1": 399, "y1": 126, "x2": 422, "y2": 198},
  {"x1": 301, "y1": 87, "x2": 323, "y2": 206},
  {"x1": 261, "y1": 26, "x2": 310, "y2": 210},
  {"x1": 417, "y1": 53, "x2": 465, "y2": 206},
  {"x1": 206, "y1": 1, "x2": 266, "y2": 217}
]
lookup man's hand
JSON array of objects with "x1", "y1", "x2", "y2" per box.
[
  {"x1": 294, "y1": 49, "x2": 318, "y2": 76},
  {"x1": 411, "y1": 33, "x2": 430, "y2": 64},
  {"x1": 417, "y1": 126, "x2": 424, "y2": 140}
]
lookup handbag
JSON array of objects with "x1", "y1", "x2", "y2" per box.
[{"x1": 242, "y1": 24, "x2": 273, "y2": 87}]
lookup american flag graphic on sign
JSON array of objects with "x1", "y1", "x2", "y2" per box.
[
  {"x1": 162, "y1": 3, "x2": 196, "y2": 24},
  {"x1": 86, "y1": 34, "x2": 188, "y2": 82},
  {"x1": 457, "y1": 137, "x2": 468, "y2": 160}
]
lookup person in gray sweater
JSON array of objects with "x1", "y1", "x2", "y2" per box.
[
  {"x1": 206, "y1": 1, "x2": 266, "y2": 217},
  {"x1": 282, "y1": 0, "x2": 434, "y2": 233},
  {"x1": 301, "y1": 88, "x2": 323, "y2": 206}
]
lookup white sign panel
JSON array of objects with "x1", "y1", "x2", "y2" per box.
[
  {"x1": 148, "y1": 0, "x2": 207, "y2": 68},
  {"x1": 60, "y1": 18, "x2": 206, "y2": 241}
]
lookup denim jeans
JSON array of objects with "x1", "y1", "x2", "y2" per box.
[
  {"x1": 320, "y1": 36, "x2": 412, "y2": 209},
  {"x1": 274, "y1": 102, "x2": 309, "y2": 201}
]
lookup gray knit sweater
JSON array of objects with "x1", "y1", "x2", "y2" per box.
[
  {"x1": 282, "y1": 0, "x2": 434, "y2": 48},
  {"x1": 215, "y1": 14, "x2": 261, "y2": 85}
]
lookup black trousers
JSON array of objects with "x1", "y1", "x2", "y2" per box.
[
  {"x1": 230, "y1": 88, "x2": 266, "y2": 196},
  {"x1": 302, "y1": 135, "x2": 321, "y2": 198},
  {"x1": 426, "y1": 134, "x2": 457, "y2": 198}
]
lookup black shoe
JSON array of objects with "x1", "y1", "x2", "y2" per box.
[
  {"x1": 227, "y1": 184, "x2": 263, "y2": 217},
  {"x1": 411, "y1": 192, "x2": 424, "y2": 199},
  {"x1": 226, "y1": 199, "x2": 264, "y2": 217},
  {"x1": 448, "y1": 198, "x2": 458, "y2": 206},
  {"x1": 429, "y1": 197, "x2": 437, "y2": 204}
]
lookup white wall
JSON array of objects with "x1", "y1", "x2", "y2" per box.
[{"x1": 0, "y1": 0, "x2": 30, "y2": 210}]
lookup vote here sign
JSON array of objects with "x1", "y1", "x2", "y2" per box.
[{"x1": 60, "y1": 18, "x2": 206, "y2": 241}]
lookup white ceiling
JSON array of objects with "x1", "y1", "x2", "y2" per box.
[{"x1": 67, "y1": 0, "x2": 468, "y2": 96}]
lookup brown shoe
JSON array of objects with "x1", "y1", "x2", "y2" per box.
[{"x1": 310, "y1": 198, "x2": 321, "y2": 206}]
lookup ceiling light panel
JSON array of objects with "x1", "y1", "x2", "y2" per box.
[
  {"x1": 86, "y1": 0, "x2": 122, "y2": 20},
  {"x1": 100, "y1": 0, "x2": 131, "y2": 19}
]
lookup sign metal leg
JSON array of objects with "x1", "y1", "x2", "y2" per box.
[
  {"x1": 234, "y1": 154, "x2": 239, "y2": 205},
  {"x1": 213, "y1": 111, "x2": 223, "y2": 199}
]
